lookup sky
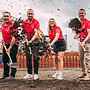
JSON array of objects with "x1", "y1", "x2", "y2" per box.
[{"x1": 0, "y1": 0, "x2": 90, "y2": 51}]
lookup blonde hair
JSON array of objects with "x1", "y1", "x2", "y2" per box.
[{"x1": 48, "y1": 18, "x2": 57, "y2": 33}]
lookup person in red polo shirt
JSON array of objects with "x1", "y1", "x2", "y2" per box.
[
  {"x1": 22, "y1": 9, "x2": 40, "y2": 80},
  {"x1": 48, "y1": 18, "x2": 66, "y2": 80},
  {"x1": 75, "y1": 8, "x2": 90, "y2": 80},
  {"x1": 1, "y1": 11, "x2": 18, "y2": 79}
]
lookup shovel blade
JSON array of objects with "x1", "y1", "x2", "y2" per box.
[{"x1": 7, "y1": 63, "x2": 18, "y2": 68}]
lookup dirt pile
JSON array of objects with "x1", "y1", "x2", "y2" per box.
[{"x1": 0, "y1": 79, "x2": 90, "y2": 90}]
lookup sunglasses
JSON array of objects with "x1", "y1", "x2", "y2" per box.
[
  {"x1": 49, "y1": 20, "x2": 54, "y2": 22},
  {"x1": 28, "y1": 13, "x2": 33, "y2": 15},
  {"x1": 79, "y1": 13, "x2": 84, "y2": 14},
  {"x1": 3, "y1": 15, "x2": 9, "y2": 17}
]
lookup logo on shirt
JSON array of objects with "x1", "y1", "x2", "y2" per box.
[
  {"x1": 82, "y1": 24, "x2": 85, "y2": 29},
  {"x1": 32, "y1": 24, "x2": 34, "y2": 29},
  {"x1": 6, "y1": 27, "x2": 10, "y2": 31}
]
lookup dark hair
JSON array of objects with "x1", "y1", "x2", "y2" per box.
[
  {"x1": 3, "y1": 11, "x2": 11, "y2": 15},
  {"x1": 27, "y1": 9, "x2": 33, "y2": 11},
  {"x1": 79, "y1": 8, "x2": 86, "y2": 12},
  {"x1": 27, "y1": 9, "x2": 34, "y2": 13}
]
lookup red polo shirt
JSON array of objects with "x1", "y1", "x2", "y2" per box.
[
  {"x1": 22, "y1": 18, "x2": 40, "y2": 39},
  {"x1": 49, "y1": 25, "x2": 64, "y2": 42},
  {"x1": 1, "y1": 21, "x2": 13, "y2": 44},
  {"x1": 79, "y1": 18, "x2": 90, "y2": 42}
]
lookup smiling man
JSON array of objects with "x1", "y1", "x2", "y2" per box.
[
  {"x1": 22, "y1": 9, "x2": 40, "y2": 80},
  {"x1": 1, "y1": 11, "x2": 18, "y2": 79},
  {"x1": 76, "y1": 8, "x2": 90, "y2": 80}
]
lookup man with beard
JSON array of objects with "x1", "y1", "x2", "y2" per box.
[
  {"x1": 22, "y1": 9, "x2": 40, "y2": 80},
  {"x1": 75, "y1": 8, "x2": 90, "y2": 80},
  {"x1": 0, "y1": 11, "x2": 18, "y2": 79}
]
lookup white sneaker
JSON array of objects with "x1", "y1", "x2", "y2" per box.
[
  {"x1": 82, "y1": 75, "x2": 90, "y2": 80},
  {"x1": 52, "y1": 72, "x2": 58, "y2": 78},
  {"x1": 56, "y1": 74, "x2": 63, "y2": 80},
  {"x1": 34, "y1": 74, "x2": 39, "y2": 80},
  {"x1": 23, "y1": 73, "x2": 33, "y2": 79}
]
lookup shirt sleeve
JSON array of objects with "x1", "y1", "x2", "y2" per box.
[
  {"x1": 86, "y1": 21, "x2": 90, "y2": 29},
  {"x1": 56, "y1": 27, "x2": 60, "y2": 33},
  {"x1": 35, "y1": 20, "x2": 40, "y2": 30}
]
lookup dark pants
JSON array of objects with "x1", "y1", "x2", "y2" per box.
[
  {"x1": 54, "y1": 39, "x2": 66, "y2": 52},
  {"x1": 3, "y1": 44, "x2": 18, "y2": 77},
  {"x1": 25, "y1": 46, "x2": 39, "y2": 74}
]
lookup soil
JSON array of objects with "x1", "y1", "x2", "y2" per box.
[{"x1": 0, "y1": 68, "x2": 90, "y2": 90}]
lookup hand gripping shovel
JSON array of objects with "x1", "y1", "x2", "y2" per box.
[
  {"x1": 77, "y1": 39, "x2": 86, "y2": 52},
  {"x1": 2, "y1": 43, "x2": 18, "y2": 68}
]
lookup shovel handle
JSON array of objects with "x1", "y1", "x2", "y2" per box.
[
  {"x1": 78, "y1": 40, "x2": 86, "y2": 51},
  {"x1": 2, "y1": 43, "x2": 12, "y2": 63}
]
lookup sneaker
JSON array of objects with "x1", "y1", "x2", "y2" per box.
[
  {"x1": 52, "y1": 72, "x2": 58, "y2": 78},
  {"x1": 88, "y1": 70, "x2": 90, "y2": 73},
  {"x1": 4, "y1": 77, "x2": 10, "y2": 79},
  {"x1": 23, "y1": 73, "x2": 33, "y2": 79},
  {"x1": 0, "y1": 76, "x2": 2, "y2": 79},
  {"x1": 0, "y1": 76, "x2": 9, "y2": 79},
  {"x1": 56, "y1": 74, "x2": 63, "y2": 80},
  {"x1": 81, "y1": 75, "x2": 90, "y2": 80},
  {"x1": 34, "y1": 74, "x2": 39, "y2": 80},
  {"x1": 78, "y1": 73, "x2": 87, "y2": 78},
  {"x1": 10, "y1": 76, "x2": 15, "y2": 79}
]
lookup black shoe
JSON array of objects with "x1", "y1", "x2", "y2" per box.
[{"x1": 0, "y1": 76, "x2": 9, "y2": 79}]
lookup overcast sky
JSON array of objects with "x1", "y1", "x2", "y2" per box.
[{"x1": 0, "y1": 0, "x2": 90, "y2": 51}]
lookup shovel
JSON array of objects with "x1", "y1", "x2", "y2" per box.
[
  {"x1": 77, "y1": 39, "x2": 86, "y2": 52},
  {"x1": 2, "y1": 43, "x2": 18, "y2": 68}
]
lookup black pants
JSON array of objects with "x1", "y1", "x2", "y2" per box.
[
  {"x1": 54, "y1": 39, "x2": 66, "y2": 52},
  {"x1": 25, "y1": 46, "x2": 39, "y2": 74},
  {"x1": 3, "y1": 44, "x2": 18, "y2": 77}
]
